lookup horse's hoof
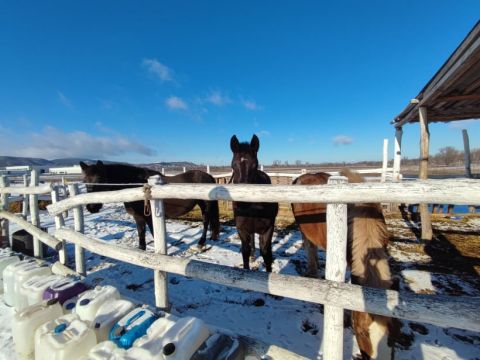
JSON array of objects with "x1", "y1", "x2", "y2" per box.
[{"x1": 249, "y1": 256, "x2": 256, "y2": 263}]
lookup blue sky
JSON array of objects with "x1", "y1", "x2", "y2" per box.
[{"x1": 0, "y1": 1, "x2": 479, "y2": 165}]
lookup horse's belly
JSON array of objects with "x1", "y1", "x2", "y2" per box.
[
  {"x1": 164, "y1": 200, "x2": 196, "y2": 218},
  {"x1": 234, "y1": 216, "x2": 274, "y2": 235}
]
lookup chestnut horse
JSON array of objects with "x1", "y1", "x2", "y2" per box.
[
  {"x1": 80, "y1": 161, "x2": 220, "y2": 251},
  {"x1": 230, "y1": 135, "x2": 278, "y2": 272},
  {"x1": 292, "y1": 169, "x2": 396, "y2": 359}
]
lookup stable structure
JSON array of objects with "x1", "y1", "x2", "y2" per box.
[{"x1": 391, "y1": 20, "x2": 480, "y2": 240}]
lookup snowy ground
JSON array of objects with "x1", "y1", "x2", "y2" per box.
[{"x1": 1, "y1": 203, "x2": 480, "y2": 359}]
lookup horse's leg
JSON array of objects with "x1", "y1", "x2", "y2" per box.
[
  {"x1": 248, "y1": 233, "x2": 255, "y2": 262},
  {"x1": 237, "y1": 229, "x2": 252, "y2": 270},
  {"x1": 133, "y1": 215, "x2": 147, "y2": 250},
  {"x1": 259, "y1": 224, "x2": 274, "y2": 273},
  {"x1": 302, "y1": 233, "x2": 318, "y2": 278},
  {"x1": 206, "y1": 200, "x2": 220, "y2": 240},
  {"x1": 197, "y1": 201, "x2": 208, "y2": 248}
]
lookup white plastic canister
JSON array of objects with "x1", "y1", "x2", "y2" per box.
[
  {"x1": 132, "y1": 315, "x2": 177, "y2": 356},
  {"x1": 93, "y1": 299, "x2": 135, "y2": 343},
  {"x1": 79, "y1": 341, "x2": 128, "y2": 360},
  {"x1": 12, "y1": 300, "x2": 63, "y2": 360},
  {"x1": 159, "y1": 316, "x2": 210, "y2": 360},
  {"x1": 0, "y1": 253, "x2": 20, "y2": 293},
  {"x1": 3, "y1": 259, "x2": 37, "y2": 306},
  {"x1": 35, "y1": 313, "x2": 97, "y2": 360},
  {"x1": 16, "y1": 274, "x2": 64, "y2": 311},
  {"x1": 12, "y1": 261, "x2": 51, "y2": 309},
  {"x1": 76, "y1": 285, "x2": 121, "y2": 323}
]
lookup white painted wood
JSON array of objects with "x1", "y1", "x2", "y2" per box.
[
  {"x1": 51, "y1": 261, "x2": 79, "y2": 277},
  {"x1": 54, "y1": 227, "x2": 480, "y2": 332},
  {"x1": 0, "y1": 183, "x2": 52, "y2": 195},
  {"x1": 51, "y1": 186, "x2": 67, "y2": 264},
  {"x1": 47, "y1": 179, "x2": 480, "y2": 216},
  {"x1": 0, "y1": 176, "x2": 10, "y2": 247},
  {"x1": 206, "y1": 165, "x2": 210, "y2": 174},
  {"x1": 161, "y1": 168, "x2": 165, "y2": 175},
  {"x1": 148, "y1": 175, "x2": 169, "y2": 310},
  {"x1": 381, "y1": 139, "x2": 389, "y2": 183},
  {"x1": 29, "y1": 169, "x2": 43, "y2": 258},
  {"x1": 62, "y1": 177, "x2": 68, "y2": 219},
  {"x1": 0, "y1": 211, "x2": 62, "y2": 250},
  {"x1": 69, "y1": 183, "x2": 86, "y2": 275},
  {"x1": 260, "y1": 164, "x2": 264, "y2": 171},
  {"x1": 183, "y1": 166, "x2": 186, "y2": 173},
  {"x1": 22, "y1": 174, "x2": 29, "y2": 219},
  {"x1": 324, "y1": 176, "x2": 348, "y2": 360},
  {"x1": 419, "y1": 107, "x2": 432, "y2": 240},
  {"x1": 393, "y1": 127, "x2": 403, "y2": 181}
]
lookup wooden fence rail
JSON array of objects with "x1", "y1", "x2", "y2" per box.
[{"x1": 48, "y1": 179, "x2": 480, "y2": 216}]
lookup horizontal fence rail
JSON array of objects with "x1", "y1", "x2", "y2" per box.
[
  {"x1": 48, "y1": 179, "x2": 480, "y2": 215},
  {"x1": 0, "y1": 183, "x2": 53, "y2": 195},
  {"x1": 0, "y1": 210, "x2": 63, "y2": 250},
  {"x1": 55, "y1": 228, "x2": 480, "y2": 332}
]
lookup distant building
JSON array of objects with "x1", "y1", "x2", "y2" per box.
[{"x1": 48, "y1": 165, "x2": 82, "y2": 175}]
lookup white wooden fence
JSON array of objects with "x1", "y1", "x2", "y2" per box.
[{"x1": 2, "y1": 171, "x2": 480, "y2": 359}]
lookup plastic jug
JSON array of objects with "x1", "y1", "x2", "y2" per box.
[
  {"x1": 158, "y1": 316, "x2": 210, "y2": 360},
  {"x1": 131, "y1": 315, "x2": 177, "y2": 355},
  {"x1": 79, "y1": 341, "x2": 130, "y2": 360},
  {"x1": 12, "y1": 261, "x2": 51, "y2": 309},
  {"x1": 93, "y1": 299, "x2": 135, "y2": 342},
  {"x1": 109, "y1": 307, "x2": 157, "y2": 349},
  {"x1": 3, "y1": 259, "x2": 38, "y2": 306},
  {"x1": 16, "y1": 274, "x2": 65, "y2": 311},
  {"x1": 35, "y1": 313, "x2": 97, "y2": 360},
  {"x1": 0, "y1": 253, "x2": 20, "y2": 293},
  {"x1": 43, "y1": 277, "x2": 89, "y2": 304},
  {"x1": 63, "y1": 295, "x2": 80, "y2": 314},
  {"x1": 191, "y1": 333, "x2": 245, "y2": 360},
  {"x1": 12, "y1": 300, "x2": 63, "y2": 360},
  {"x1": 76, "y1": 285, "x2": 120, "y2": 323}
]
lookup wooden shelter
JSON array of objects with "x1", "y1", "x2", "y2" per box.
[{"x1": 391, "y1": 20, "x2": 480, "y2": 240}]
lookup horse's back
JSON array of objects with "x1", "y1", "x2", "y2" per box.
[
  {"x1": 291, "y1": 173, "x2": 330, "y2": 249},
  {"x1": 166, "y1": 170, "x2": 216, "y2": 184}
]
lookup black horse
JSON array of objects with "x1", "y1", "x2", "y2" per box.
[
  {"x1": 79, "y1": 161, "x2": 220, "y2": 250},
  {"x1": 230, "y1": 135, "x2": 278, "y2": 272}
]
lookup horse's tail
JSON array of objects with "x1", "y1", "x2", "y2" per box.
[
  {"x1": 207, "y1": 200, "x2": 220, "y2": 240},
  {"x1": 349, "y1": 203, "x2": 396, "y2": 359}
]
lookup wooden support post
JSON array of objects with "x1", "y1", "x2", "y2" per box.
[
  {"x1": 161, "y1": 168, "x2": 165, "y2": 175},
  {"x1": 260, "y1": 164, "x2": 264, "y2": 171},
  {"x1": 0, "y1": 176, "x2": 10, "y2": 248},
  {"x1": 419, "y1": 107, "x2": 432, "y2": 240},
  {"x1": 22, "y1": 174, "x2": 29, "y2": 219},
  {"x1": 69, "y1": 183, "x2": 86, "y2": 275},
  {"x1": 51, "y1": 186, "x2": 67, "y2": 265},
  {"x1": 183, "y1": 166, "x2": 186, "y2": 173},
  {"x1": 29, "y1": 169, "x2": 43, "y2": 258},
  {"x1": 381, "y1": 138, "x2": 389, "y2": 183},
  {"x1": 323, "y1": 176, "x2": 348, "y2": 360},
  {"x1": 463, "y1": 129, "x2": 472, "y2": 178},
  {"x1": 393, "y1": 127, "x2": 403, "y2": 181},
  {"x1": 148, "y1": 175, "x2": 169, "y2": 310},
  {"x1": 206, "y1": 165, "x2": 210, "y2": 174},
  {"x1": 62, "y1": 177, "x2": 68, "y2": 219}
]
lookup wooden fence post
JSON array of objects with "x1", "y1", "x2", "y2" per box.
[
  {"x1": 69, "y1": 183, "x2": 86, "y2": 275},
  {"x1": 62, "y1": 177, "x2": 69, "y2": 219},
  {"x1": 323, "y1": 175, "x2": 348, "y2": 360},
  {"x1": 0, "y1": 176, "x2": 10, "y2": 248},
  {"x1": 51, "y1": 186, "x2": 67, "y2": 265},
  {"x1": 29, "y1": 169, "x2": 43, "y2": 258},
  {"x1": 419, "y1": 107, "x2": 432, "y2": 240},
  {"x1": 148, "y1": 175, "x2": 169, "y2": 310},
  {"x1": 183, "y1": 167, "x2": 186, "y2": 173},
  {"x1": 22, "y1": 174, "x2": 29, "y2": 219},
  {"x1": 381, "y1": 138, "x2": 389, "y2": 183},
  {"x1": 393, "y1": 127, "x2": 403, "y2": 181},
  {"x1": 206, "y1": 165, "x2": 210, "y2": 174}
]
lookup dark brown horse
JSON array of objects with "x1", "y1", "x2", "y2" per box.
[
  {"x1": 292, "y1": 169, "x2": 396, "y2": 359},
  {"x1": 80, "y1": 161, "x2": 219, "y2": 250},
  {"x1": 230, "y1": 135, "x2": 278, "y2": 272}
]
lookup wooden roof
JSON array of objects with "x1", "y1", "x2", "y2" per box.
[{"x1": 392, "y1": 21, "x2": 480, "y2": 127}]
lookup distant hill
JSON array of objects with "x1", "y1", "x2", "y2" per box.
[{"x1": 0, "y1": 156, "x2": 198, "y2": 169}]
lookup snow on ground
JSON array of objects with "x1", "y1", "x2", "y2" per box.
[{"x1": 1, "y1": 203, "x2": 480, "y2": 359}]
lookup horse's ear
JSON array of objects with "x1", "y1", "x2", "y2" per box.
[
  {"x1": 96, "y1": 160, "x2": 104, "y2": 168},
  {"x1": 250, "y1": 134, "x2": 260, "y2": 153},
  {"x1": 79, "y1": 161, "x2": 88, "y2": 171},
  {"x1": 230, "y1": 135, "x2": 240, "y2": 152}
]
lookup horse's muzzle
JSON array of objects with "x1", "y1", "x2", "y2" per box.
[{"x1": 86, "y1": 203, "x2": 103, "y2": 213}]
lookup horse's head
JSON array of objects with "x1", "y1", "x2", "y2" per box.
[
  {"x1": 230, "y1": 134, "x2": 260, "y2": 184},
  {"x1": 79, "y1": 160, "x2": 106, "y2": 213}
]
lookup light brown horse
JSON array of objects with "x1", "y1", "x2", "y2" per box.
[{"x1": 292, "y1": 169, "x2": 396, "y2": 360}]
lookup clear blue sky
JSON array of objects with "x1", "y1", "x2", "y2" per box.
[{"x1": 0, "y1": 1, "x2": 479, "y2": 165}]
